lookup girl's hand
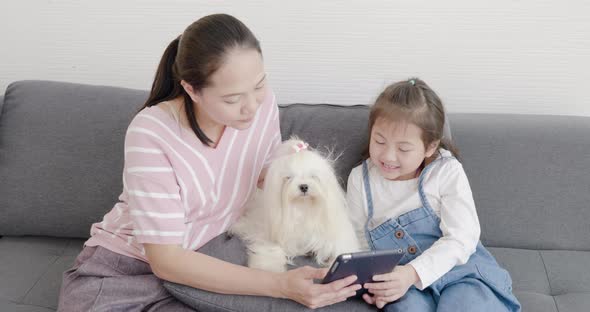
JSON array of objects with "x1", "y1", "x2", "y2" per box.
[
  {"x1": 278, "y1": 266, "x2": 361, "y2": 309},
  {"x1": 362, "y1": 265, "x2": 420, "y2": 309}
]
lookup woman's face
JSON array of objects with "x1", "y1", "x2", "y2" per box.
[{"x1": 183, "y1": 48, "x2": 268, "y2": 131}]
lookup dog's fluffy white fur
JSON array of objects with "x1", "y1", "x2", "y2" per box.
[{"x1": 230, "y1": 139, "x2": 361, "y2": 272}]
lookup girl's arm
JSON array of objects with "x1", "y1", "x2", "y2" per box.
[
  {"x1": 408, "y1": 160, "x2": 481, "y2": 289},
  {"x1": 145, "y1": 243, "x2": 360, "y2": 308},
  {"x1": 346, "y1": 167, "x2": 371, "y2": 251}
]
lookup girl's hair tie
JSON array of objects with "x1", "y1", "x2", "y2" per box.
[{"x1": 408, "y1": 79, "x2": 416, "y2": 86}]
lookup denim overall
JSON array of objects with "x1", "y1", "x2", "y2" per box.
[{"x1": 362, "y1": 159, "x2": 521, "y2": 312}]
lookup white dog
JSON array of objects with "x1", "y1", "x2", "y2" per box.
[{"x1": 230, "y1": 139, "x2": 361, "y2": 272}]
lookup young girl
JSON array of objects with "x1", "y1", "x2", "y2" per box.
[
  {"x1": 346, "y1": 78, "x2": 521, "y2": 311},
  {"x1": 58, "y1": 14, "x2": 359, "y2": 311}
]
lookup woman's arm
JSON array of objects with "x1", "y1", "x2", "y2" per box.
[
  {"x1": 146, "y1": 243, "x2": 279, "y2": 296},
  {"x1": 145, "y1": 244, "x2": 361, "y2": 309}
]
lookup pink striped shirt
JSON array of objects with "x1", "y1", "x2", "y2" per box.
[{"x1": 85, "y1": 89, "x2": 280, "y2": 262}]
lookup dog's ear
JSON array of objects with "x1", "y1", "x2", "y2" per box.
[
  {"x1": 321, "y1": 166, "x2": 348, "y2": 215},
  {"x1": 262, "y1": 162, "x2": 286, "y2": 243}
]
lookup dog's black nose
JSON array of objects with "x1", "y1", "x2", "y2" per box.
[{"x1": 299, "y1": 184, "x2": 308, "y2": 193}]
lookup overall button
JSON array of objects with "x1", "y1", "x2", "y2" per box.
[
  {"x1": 394, "y1": 230, "x2": 405, "y2": 239},
  {"x1": 408, "y1": 246, "x2": 417, "y2": 254}
]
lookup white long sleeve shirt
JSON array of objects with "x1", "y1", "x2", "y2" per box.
[{"x1": 346, "y1": 150, "x2": 481, "y2": 289}]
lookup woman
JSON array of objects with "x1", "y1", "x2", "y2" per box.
[{"x1": 58, "y1": 13, "x2": 360, "y2": 311}]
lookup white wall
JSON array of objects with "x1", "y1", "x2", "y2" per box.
[{"x1": 1, "y1": 1, "x2": 589, "y2": 116}]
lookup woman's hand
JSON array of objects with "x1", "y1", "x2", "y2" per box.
[
  {"x1": 362, "y1": 265, "x2": 420, "y2": 309},
  {"x1": 278, "y1": 266, "x2": 360, "y2": 309},
  {"x1": 257, "y1": 167, "x2": 268, "y2": 189}
]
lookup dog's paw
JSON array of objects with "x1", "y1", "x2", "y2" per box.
[
  {"x1": 248, "y1": 257, "x2": 287, "y2": 272},
  {"x1": 247, "y1": 244, "x2": 288, "y2": 272},
  {"x1": 313, "y1": 253, "x2": 335, "y2": 267}
]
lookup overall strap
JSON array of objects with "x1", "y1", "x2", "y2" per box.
[
  {"x1": 417, "y1": 155, "x2": 454, "y2": 214},
  {"x1": 362, "y1": 160, "x2": 376, "y2": 247}
]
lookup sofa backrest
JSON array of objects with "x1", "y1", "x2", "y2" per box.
[
  {"x1": 277, "y1": 108, "x2": 590, "y2": 251},
  {"x1": 449, "y1": 113, "x2": 590, "y2": 251},
  {"x1": 1, "y1": 81, "x2": 588, "y2": 251},
  {"x1": 0, "y1": 81, "x2": 145, "y2": 238},
  {"x1": 0, "y1": 81, "x2": 448, "y2": 238}
]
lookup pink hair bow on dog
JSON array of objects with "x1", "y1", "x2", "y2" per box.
[
  {"x1": 291, "y1": 141, "x2": 309, "y2": 153},
  {"x1": 268, "y1": 140, "x2": 310, "y2": 162}
]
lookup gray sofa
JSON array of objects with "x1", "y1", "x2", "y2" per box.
[{"x1": 0, "y1": 80, "x2": 589, "y2": 312}]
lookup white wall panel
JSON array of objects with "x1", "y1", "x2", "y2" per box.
[{"x1": 1, "y1": 1, "x2": 589, "y2": 115}]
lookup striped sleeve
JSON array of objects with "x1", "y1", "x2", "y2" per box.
[
  {"x1": 263, "y1": 95, "x2": 282, "y2": 168},
  {"x1": 124, "y1": 117, "x2": 186, "y2": 245}
]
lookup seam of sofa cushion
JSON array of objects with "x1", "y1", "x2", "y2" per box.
[
  {"x1": 167, "y1": 283, "x2": 237, "y2": 312},
  {"x1": 514, "y1": 290, "x2": 552, "y2": 295},
  {"x1": 20, "y1": 255, "x2": 60, "y2": 308},
  {"x1": 6, "y1": 299, "x2": 55, "y2": 312},
  {"x1": 486, "y1": 246, "x2": 590, "y2": 252},
  {"x1": 554, "y1": 291, "x2": 590, "y2": 295},
  {"x1": 539, "y1": 251, "x2": 559, "y2": 311}
]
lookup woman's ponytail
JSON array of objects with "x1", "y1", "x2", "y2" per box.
[
  {"x1": 138, "y1": 14, "x2": 262, "y2": 146},
  {"x1": 142, "y1": 36, "x2": 183, "y2": 109}
]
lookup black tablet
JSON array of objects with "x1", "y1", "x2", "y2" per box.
[{"x1": 322, "y1": 249, "x2": 405, "y2": 296}]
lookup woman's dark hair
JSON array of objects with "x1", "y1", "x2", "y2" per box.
[
  {"x1": 361, "y1": 78, "x2": 460, "y2": 163},
  {"x1": 141, "y1": 14, "x2": 261, "y2": 145}
]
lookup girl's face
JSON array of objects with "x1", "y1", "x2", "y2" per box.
[
  {"x1": 369, "y1": 117, "x2": 438, "y2": 181},
  {"x1": 182, "y1": 48, "x2": 268, "y2": 131}
]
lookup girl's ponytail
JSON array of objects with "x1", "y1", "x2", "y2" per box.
[
  {"x1": 142, "y1": 36, "x2": 183, "y2": 109},
  {"x1": 440, "y1": 138, "x2": 461, "y2": 161}
]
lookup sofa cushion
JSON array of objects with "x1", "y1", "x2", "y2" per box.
[
  {"x1": 488, "y1": 247, "x2": 552, "y2": 295},
  {"x1": 541, "y1": 250, "x2": 590, "y2": 295},
  {"x1": 163, "y1": 234, "x2": 375, "y2": 312},
  {"x1": 554, "y1": 292, "x2": 590, "y2": 312},
  {"x1": 450, "y1": 113, "x2": 590, "y2": 251},
  {"x1": 164, "y1": 237, "x2": 590, "y2": 312},
  {"x1": 3, "y1": 235, "x2": 586, "y2": 312},
  {"x1": 512, "y1": 292, "x2": 557, "y2": 312},
  {"x1": 0, "y1": 302, "x2": 55, "y2": 312},
  {"x1": 0, "y1": 236, "x2": 84, "y2": 311},
  {"x1": 0, "y1": 81, "x2": 148, "y2": 238},
  {"x1": 488, "y1": 247, "x2": 590, "y2": 312}
]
